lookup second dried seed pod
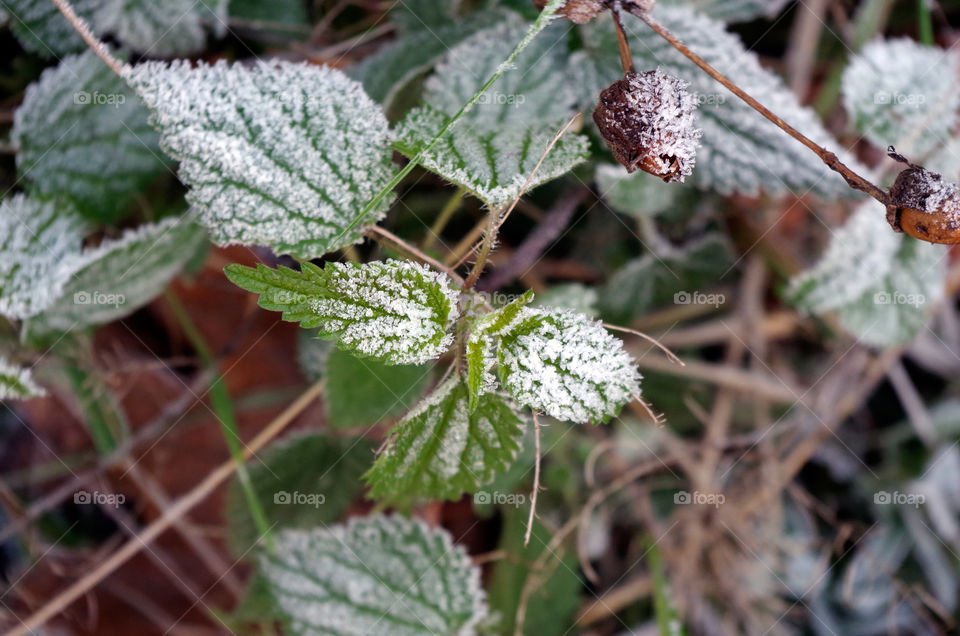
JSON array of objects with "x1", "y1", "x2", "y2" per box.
[
  {"x1": 886, "y1": 163, "x2": 960, "y2": 244},
  {"x1": 593, "y1": 69, "x2": 701, "y2": 182}
]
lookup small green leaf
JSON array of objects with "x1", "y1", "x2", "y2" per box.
[
  {"x1": 324, "y1": 347, "x2": 431, "y2": 429},
  {"x1": 595, "y1": 162, "x2": 681, "y2": 219},
  {"x1": 126, "y1": 60, "x2": 395, "y2": 259},
  {"x1": 466, "y1": 290, "x2": 533, "y2": 412},
  {"x1": 0, "y1": 357, "x2": 45, "y2": 401},
  {"x1": 260, "y1": 515, "x2": 488, "y2": 635},
  {"x1": 365, "y1": 377, "x2": 526, "y2": 502},
  {"x1": 13, "y1": 51, "x2": 167, "y2": 222},
  {"x1": 498, "y1": 308, "x2": 640, "y2": 424},
  {"x1": 224, "y1": 433, "x2": 372, "y2": 556},
  {"x1": 224, "y1": 260, "x2": 460, "y2": 365}
]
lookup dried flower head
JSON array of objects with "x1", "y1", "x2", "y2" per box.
[
  {"x1": 532, "y1": 0, "x2": 606, "y2": 23},
  {"x1": 886, "y1": 149, "x2": 960, "y2": 244},
  {"x1": 593, "y1": 69, "x2": 701, "y2": 182}
]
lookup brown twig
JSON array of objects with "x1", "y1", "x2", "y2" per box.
[{"x1": 524, "y1": 412, "x2": 544, "y2": 547}]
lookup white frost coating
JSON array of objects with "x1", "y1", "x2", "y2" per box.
[
  {"x1": 499, "y1": 307, "x2": 640, "y2": 423},
  {"x1": 659, "y1": 0, "x2": 790, "y2": 22},
  {"x1": 0, "y1": 195, "x2": 87, "y2": 320},
  {"x1": 0, "y1": 357, "x2": 46, "y2": 400},
  {"x1": 843, "y1": 39, "x2": 960, "y2": 157},
  {"x1": 308, "y1": 261, "x2": 460, "y2": 365},
  {"x1": 788, "y1": 200, "x2": 948, "y2": 347},
  {"x1": 261, "y1": 516, "x2": 488, "y2": 636},
  {"x1": 125, "y1": 60, "x2": 394, "y2": 259},
  {"x1": 12, "y1": 51, "x2": 164, "y2": 220}
]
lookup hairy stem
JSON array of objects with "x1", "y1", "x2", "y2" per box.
[
  {"x1": 463, "y1": 206, "x2": 504, "y2": 288},
  {"x1": 50, "y1": 0, "x2": 126, "y2": 76},
  {"x1": 423, "y1": 187, "x2": 468, "y2": 251}
]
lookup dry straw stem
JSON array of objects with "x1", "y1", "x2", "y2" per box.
[
  {"x1": 8, "y1": 380, "x2": 325, "y2": 636},
  {"x1": 49, "y1": 0, "x2": 126, "y2": 76}
]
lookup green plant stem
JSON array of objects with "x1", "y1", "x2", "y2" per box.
[
  {"x1": 422, "y1": 187, "x2": 467, "y2": 252},
  {"x1": 917, "y1": 0, "x2": 934, "y2": 45},
  {"x1": 463, "y1": 206, "x2": 505, "y2": 288},
  {"x1": 163, "y1": 289, "x2": 275, "y2": 551}
]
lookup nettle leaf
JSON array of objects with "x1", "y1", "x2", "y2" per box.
[
  {"x1": 394, "y1": 18, "x2": 590, "y2": 208},
  {"x1": 392, "y1": 0, "x2": 462, "y2": 30},
  {"x1": 12, "y1": 51, "x2": 166, "y2": 223},
  {"x1": 599, "y1": 234, "x2": 733, "y2": 324},
  {"x1": 0, "y1": 357, "x2": 45, "y2": 400},
  {"x1": 261, "y1": 515, "x2": 488, "y2": 636},
  {"x1": 659, "y1": 0, "x2": 790, "y2": 22},
  {"x1": 499, "y1": 307, "x2": 640, "y2": 424},
  {"x1": 595, "y1": 162, "x2": 680, "y2": 219},
  {"x1": 324, "y1": 347, "x2": 431, "y2": 429},
  {"x1": 25, "y1": 218, "x2": 207, "y2": 336},
  {"x1": 126, "y1": 60, "x2": 394, "y2": 259},
  {"x1": 0, "y1": 195, "x2": 87, "y2": 320},
  {"x1": 225, "y1": 433, "x2": 372, "y2": 556},
  {"x1": 533, "y1": 283, "x2": 599, "y2": 317},
  {"x1": 365, "y1": 377, "x2": 526, "y2": 502},
  {"x1": 787, "y1": 201, "x2": 948, "y2": 347},
  {"x1": 2, "y1": 0, "x2": 213, "y2": 58},
  {"x1": 466, "y1": 290, "x2": 533, "y2": 412},
  {"x1": 575, "y1": 7, "x2": 869, "y2": 197},
  {"x1": 224, "y1": 260, "x2": 460, "y2": 365},
  {"x1": 843, "y1": 38, "x2": 960, "y2": 157}
]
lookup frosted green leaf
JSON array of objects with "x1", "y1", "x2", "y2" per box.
[
  {"x1": 595, "y1": 163, "x2": 680, "y2": 219},
  {"x1": 466, "y1": 290, "x2": 533, "y2": 412},
  {"x1": 0, "y1": 357, "x2": 45, "y2": 400},
  {"x1": 498, "y1": 308, "x2": 640, "y2": 423},
  {"x1": 2, "y1": 0, "x2": 102, "y2": 57},
  {"x1": 25, "y1": 218, "x2": 207, "y2": 336},
  {"x1": 392, "y1": 0, "x2": 462, "y2": 30},
  {"x1": 0, "y1": 195, "x2": 87, "y2": 320},
  {"x1": 532, "y1": 283, "x2": 599, "y2": 317},
  {"x1": 787, "y1": 201, "x2": 948, "y2": 348},
  {"x1": 224, "y1": 260, "x2": 460, "y2": 365},
  {"x1": 574, "y1": 7, "x2": 869, "y2": 197},
  {"x1": 365, "y1": 378, "x2": 526, "y2": 501},
  {"x1": 261, "y1": 515, "x2": 488, "y2": 636},
  {"x1": 225, "y1": 433, "x2": 372, "y2": 556},
  {"x1": 126, "y1": 60, "x2": 394, "y2": 259},
  {"x1": 659, "y1": 0, "x2": 790, "y2": 22},
  {"x1": 12, "y1": 51, "x2": 166, "y2": 223},
  {"x1": 842, "y1": 39, "x2": 960, "y2": 157}
]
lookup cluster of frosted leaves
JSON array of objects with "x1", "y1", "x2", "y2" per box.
[
  {"x1": 25, "y1": 218, "x2": 207, "y2": 336},
  {"x1": 842, "y1": 39, "x2": 960, "y2": 157},
  {"x1": 659, "y1": 0, "x2": 791, "y2": 22},
  {"x1": 498, "y1": 307, "x2": 640, "y2": 424},
  {"x1": 126, "y1": 60, "x2": 395, "y2": 259},
  {"x1": 573, "y1": 6, "x2": 868, "y2": 197},
  {"x1": 394, "y1": 18, "x2": 590, "y2": 208},
  {"x1": 365, "y1": 377, "x2": 526, "y2": 502},
  {"x1": 0, "y1": 195, "x2": 87, "y2": 320},
  {"x1": 1, "y1": 0, "x2": 213, "y2": 58},
  {"x1": 12, "y1": 51, "x2": 166, "y2": 223},
  {"x1": 0, "y1": 356, "x2": 45, "y2": 400},
  {"x1": 260, "y1": 516, "x2": 488, "y2": 636},
  {"x1": 595, "y1": 162, "x2": 680, "y2": 218},
  {"x1": 787, "y1": 201, "x2": 948, "y2": 348},
  {"x1": 224, "y1": 260, "x2": 460, "y2": 366},
  {"x1": 466, "y1": 290, "x2": 533, "y2": 412}
]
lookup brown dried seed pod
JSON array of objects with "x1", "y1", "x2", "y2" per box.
[
  {"x1": 593, "y1": 69, "x2": 701, "y2": 182},
  {"x1": 886, "y1": 163, "x2": 960, "y2": 244},
  {"x1": 532, "y1": 0, "x2": 606, "y2": 23}
]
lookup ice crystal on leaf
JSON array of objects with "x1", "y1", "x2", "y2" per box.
[
  {"x1": 843, "y1": 39, "x2": 960, "y2": 157},
  {"x1": 498, "y1": 307, "x2": 640, "y2": 424},
  {"x1": 12, "y1": 51, "x2": 166, "y2": 223},
  {"x1": 224, "y1": 260, "x2": 460, "y2": 366},
  {"x1": 788, "y1": 201, "x2": 948, "y2": 348},
  {"x1": 261, "y1": 516, "x2": 488, "y2": 636},
  {"x1": 0, "y1": 356, "x2": 45, "y2": 400},
  {"x1": 126, "y1": 60, "x2": 395, "y2": 259},
  {"x1": 365, "y1": 378, "x2": 526, "y2": 502}
]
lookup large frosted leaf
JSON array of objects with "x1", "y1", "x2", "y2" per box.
[
  {"x1": 842, "y1": 38, "x2": 960, "y2": 157},
  {"x1": 392, "y1": 0, "x2": 463, "y2": 30},
  {"x1": 394, "y1": 18, "x2": 590, "y2": 208},
  {"x1": 0, "y1": 195, "x2": 87, "y2": 320},
  {"x1": 261, "y1": 516, "x2": 488, "y2": 636},
  {"x1": 225, "y1": 433, "x2": 372, "y2": 556},
  {"x1": 498, "y1": 307, "x2": 640, "y2": 423},
  {"x1": 659, "y1": 0, "x2": 790, "y2": 22},
  {"x1": 787, "y1": 201, "x2": 948, "y2": 348},
  {"x1": 224, "y1": 260, "x2": 460, "y2": 365},
  {"x1": 2, "y1": 0, "x2": 102, "y2": 57},
  {"x1": 126, "y1": 60, "x2": 395, "y2": 259},
  {"x1": 12, "y1": 51, "x2": 166, "y2": 222},
  {"x1": 365, "y1": 378, "x2": 526, "y2": 502},
  {"x1": 25, "y1": 217, "x2": 207, "y2": 336},
  {"x1": 595, "y1": 162, "x2": 681, "y2": 219},
  {"x1": 0, "y1": 357, "x2": 45, "y2": 400},
  {"x1": 574, "y1": 6, "x2": 869, "y2": 197},
  {"x1": 466, "y1": 290, "x2": 533, "y2": 412}
]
